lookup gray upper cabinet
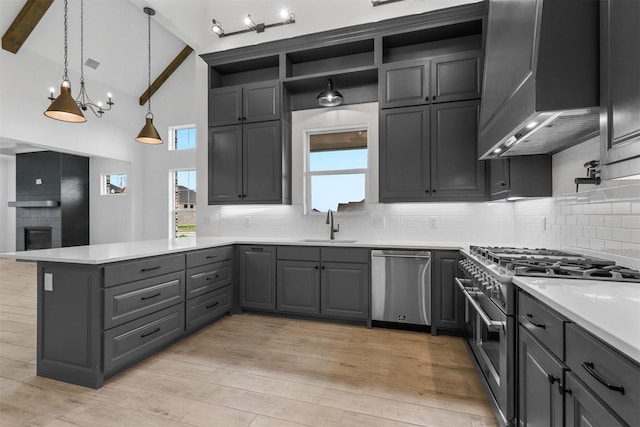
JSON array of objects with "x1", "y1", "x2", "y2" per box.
[
  {"x1": 210, "y1": 81, "x2": 279, "y2": 127},
  {"x1": 489, "y1": 155, "x2": 551, "y2": 200},
  {"x1": 208, "y1": 121, "x2": 282, "y2": 204},
  {"x1": 209, "y1": 86, "x2": 242, "y2": 127},
  {"x1": 600, "y1": 0, "x2": 640, "y2": 179},
  {"x1": 238, "y1": 245, "x2": 277, "y2": 311},
  {"x1": 379, "y1": 51, "x2": 482, "y2": 109},
  {"x1": 380, "y1": 100, "x2": 486, "y2": 202},
  {"x1": 379, "y1": 59, "x2": 430, "y2": 109},
  {"x1": 430, "y1": 100, "x2": 485, "y2": 199},
  {"x1": 380, "y1": 106, "x2": 430, "y2": 201}
]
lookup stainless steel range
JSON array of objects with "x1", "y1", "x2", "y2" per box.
[{"x1": 456, "y1": 246, "x2": 640, "y2": 427}]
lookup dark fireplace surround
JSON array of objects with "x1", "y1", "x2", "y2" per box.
[{"x1": 14, "y1": 151, "x2": 89, "y2": 251}]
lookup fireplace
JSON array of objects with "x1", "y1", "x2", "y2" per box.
[{"x1": 24, "y1": 227, "x2": 52, "y2": 250}]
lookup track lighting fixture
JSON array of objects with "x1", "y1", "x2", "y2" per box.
[{"x1": 211, "y1": 10, "x2": 295, "y2": 38}]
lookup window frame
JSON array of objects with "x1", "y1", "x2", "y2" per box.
[
  {"x1": 170, "y1": 169, "x2": 197, "y2": 239},
  {"x1": 303, "y1": 125, "x2": 369, "y2": 216},
  {"x1": 168, "y1": 124, "x2": 197, "y2": 151}
]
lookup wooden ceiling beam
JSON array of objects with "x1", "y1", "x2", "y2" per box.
[
  {"x1": 2, "y1": 0, "x2": 54, "y2": 54},
  {"x1": 139, "y1": 45, "x2": 194, "y2": 106}
]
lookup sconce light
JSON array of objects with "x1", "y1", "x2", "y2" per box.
[
  {"x1": 371, "y1": 0, "x2": 407, "y2": 5},
  {"x1": 211, "y1": 10, "x2": 295, "y2": 38}
]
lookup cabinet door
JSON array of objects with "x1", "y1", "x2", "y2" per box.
[
  {"x1": 490, "y1": 158, "x2": 510, "y2": 198},
  {"x1": 243, "y1": 121, "x2": 282, "y2": 203},
  {"x1": 431, "y1": 50, "x2": 482, "y2": 104},
  {"x1": 431, "y1": 251, "x2": 463, "y2": 334},
  {"x1": 379, "y1": 60, "x2": 430, "y2": 109},
  {"x1": 277, "y1": 260, "x2": 320, "y2": 315},
  {"x1": 210, "y1": 86, "x2": 242, "y2": 127},
  {"x1": 565, "y1": 372, "x2": 626, "y2": 427},
  {"x1": 208, "y1": 126, "x2": 243, "y2": 204},
  {"x1": 379, "y1": 106, "x2": 430, "y2": 202},
  {"x1": 519, "y1": 326, "x2": 564, "y2": 427},
  {"x1": 600, "y1": 0, "x2": 640, "y2": 167},
  {"x1": 238, "y1": 246, "x2": 276, "y2": 311},
  {"x1": 321, "y1": 262, "x2": 368, "y2": 320},
  {"x1": 243, "y1": 81, "x2": 280, "y2": 123},
  {"x1": 430, "y1": 100, "x2": 486, "y2": 200}
]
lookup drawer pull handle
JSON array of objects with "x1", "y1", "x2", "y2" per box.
[
  {"x1": 206, "y1": 275, "x2": 220, "y2": 281},
  {"x1": 206, "y1": 255, "x2": 219, "y2": 259},
  {"x1": 582, "y1": 361, "x2": 625, "y2": 395},
  {"x1": 250, "y1": 247, "x2": 264, "y2": 251},
  {"x1": 140, "y1": 266, "x2": 161, "y2": 272},
  {"x1": 140, "y1": 327, "x2": 161, "y2": 338},
  {"x1": 206, "y1": 302, "x2": 219, "y2": 309},
  {"x1": 141, "y1": 292, "x2": 161, "y2": 301},
  {"x1": 525, "y1": 314, "x2": 546, "y2": 329}
]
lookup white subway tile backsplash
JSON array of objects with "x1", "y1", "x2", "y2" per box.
[
  {"x1": 590, "y1": 239, "x2": 604, "y2": 251},
  {"x1": 596, "y1": 227, "x2": 612, "y2": 240},
  {"x1": 596, "y1": 203, "x2": 613, "y2": 215},
  {"x1": 590, "y1": 216, "x2": 604, "y2": 227},
  {"x1": 582, "y1": 227, "x2": 597, "y2": 238},
  {"x1": 577, "y1": 215, "x2": 590, "y2": 226},
  {"x1": 603, "y1": 216, "x2": 622, "y2": 228},
  {"x1": 621, "y1": 215, "x2": 640, "y2": 229},
  {"x1": 612, "y1": 202, "x2": 632, "y2": 214}
]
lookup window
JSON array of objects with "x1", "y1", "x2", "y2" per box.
[
  {"x1": 169, "y1": 125, "x2": 196, "y2": 150},
  {"x1": 305, "y1": 129, "x2": 368, "y2": 213},
  {"x1": 101, "y1": 173, "x2": 127, "y2": 195},
  {"x1": 172, "y1": 169, "x2": 196, "y2": 238}
]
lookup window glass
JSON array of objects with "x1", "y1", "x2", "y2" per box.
[
  {"x1": 173, "y1": 170, "x2": 196, "y2": 238},
  {"x1": 306, "y1": 130, "x2": 367, "y2": 213},
  {"x1": 170, "y1": 126, "x2": 196, "y2": 150},
  {"x1": 102, "y1": 174, "x2": 126, "y2": 195}
]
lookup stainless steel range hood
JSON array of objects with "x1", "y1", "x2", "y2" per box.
[{"x1": 478, "y1": 0, "x2": 600, "y2": 159}]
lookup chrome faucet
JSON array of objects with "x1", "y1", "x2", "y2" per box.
[{"x1": 326, "y1": 209, "x2": 340, "y2": 240}]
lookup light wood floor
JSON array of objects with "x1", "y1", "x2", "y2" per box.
[{"x1": 0, "y1": 258, "x2": 498, "y2": 427}]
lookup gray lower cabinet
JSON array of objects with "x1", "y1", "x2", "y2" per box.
[
  {"x1": 320, "y1": 261, "x2": 369, "y2": 320},
  {"x1": 431, "y1": 250, "x2": 463, "y2": 334},
  {"x1": 104, "y1": 303, "x2": 185, "y2": 375},
  {"x1": 516, "y1": 290, "x2": 639, "y2": 427},
  {"x1": 238, "y1": 245, "x2": 277, "y2": 311},
  {"x1": 519, "y1": 326, "x2": 564, "y2": 427},
  {"x1": 277, "y1": 260, "x2": 320, "y2": 315},
  {"x1": 186, "y1": 285, "x2": 232, "y2": 332},
  {"x1": 274, "y1": 246, "x2": 369, "y2": 321}
]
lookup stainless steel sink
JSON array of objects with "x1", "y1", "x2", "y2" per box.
[{"x1": 298, "y1": 239, "x2": 357, "y2": 244}]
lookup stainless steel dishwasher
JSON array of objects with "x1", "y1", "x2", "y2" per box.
[{"x1": 371, "y1": 249, "x2": 431, "y2": 325}]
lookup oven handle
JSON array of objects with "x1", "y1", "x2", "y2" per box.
[{"x1": 455, "y1": 278, "x2": 504, "y2": 332}]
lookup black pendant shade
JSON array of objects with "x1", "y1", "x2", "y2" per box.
[{"x1": 316, "y1": 78, "x2": 344, "y2": 107}]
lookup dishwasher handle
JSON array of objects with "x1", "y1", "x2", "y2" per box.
[{"x1": 371, "y1": 253, "x2": 431, "y2": 259}]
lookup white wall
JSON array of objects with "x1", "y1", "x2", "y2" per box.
[
  {"x1": 513, "y1": 137, "x2": 640, "y2": 269},
  {"x1": 0, "y1": 155, "x2": 16, "y2": 252},
  {"x1": 138, "y1": 53, "x2": 199, "y2": 240}
]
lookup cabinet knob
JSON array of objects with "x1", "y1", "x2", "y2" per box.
[
  {"x1": 432, "y1": 95, "x2": 436, "y2": 100},
  {"x1": 237, "y1": 117, "x2": 242, "y2": 121},
  {"x1": 314, "y1": 265, "x2": 319, "y2": 270},
  {"x1": 425, "y1": 189, "x2": 430, "y2": 193},
  {"x1": 242, "y1": 117, "x2": 247, "y2": 120},
  {"x1": 432, "y1": 189, "x2": 436, "y2": 193},
  {"x1": 501, "y1": 181, "x2": 506, "y2": 187},
  {"x1": 238, "y1": 195, "x2": 242, "y2": 198},
  {"x1": 321, "y1": 265, "x2": 325, "y2": 270}
]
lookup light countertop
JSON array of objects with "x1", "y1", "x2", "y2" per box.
[
  {"x1": 0, "y1": 237, "x2": 464, "y2": 265},
  {"x1": 513, "y1": 276, "x2": 640, "y2": 364}
]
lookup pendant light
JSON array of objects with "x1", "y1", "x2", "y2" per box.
[
  {"x1": 316, "y1": 79, "x2": 344, "y2": 107},
  {"x1": 136, "y1": 7, "x2": 162, "y2": 144},
  {"x1": 44, "y1": 0, "x2": 86, "y2": 123}
]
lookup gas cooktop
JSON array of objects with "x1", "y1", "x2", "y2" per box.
[{"x1": 469, "y1": 246, "x2": 640, "y2": 283}]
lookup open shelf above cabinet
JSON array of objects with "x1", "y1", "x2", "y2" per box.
[
  {"x1": 210, "y1": 55, "x2": 280, "y2": 88},
  {"x1": 285, "y1": 39, "x2": 375, "y2": 78},
  {"x1": 283, "y1": 67, "x2": 378, "y2": 111},
  {"x1": 383, "y1": 19, "x2": 483, "y2": 64}
]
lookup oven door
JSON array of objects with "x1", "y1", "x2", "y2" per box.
[{"x1": 456, "y1": 278, "x2": 514, "y2": 425}]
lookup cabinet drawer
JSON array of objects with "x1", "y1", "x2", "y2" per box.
[
  {"x1": 186, "y1": 246, "x2": 233, "y2": 268},
  {"x1": 186, "y1": 285, "x2": 232, "y2": 332},
  {"x1": 518, "y1": 292, "x2": 565, "y2": 357},
  {"x1": 565, "y1": 323, "x2": 639, "y2": 426},
  {"x1": 104, "y1": 304, "x2": 185, "y2": 374},
  {"x1": 277, "y1": 246, "x2": 320, "y2": 261},
  {"x1": 104, "y1": 254, "x2": 185, "y2": 287},
  {"x1": 186, "y1": 260, "x2": 232, "y2": 299},
  {"x1": 321, "y1": 247, "x2": 369, "y2": 263},
  {"x1": 104, "y1": 271, "x2": 185, "y2": 329}
]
